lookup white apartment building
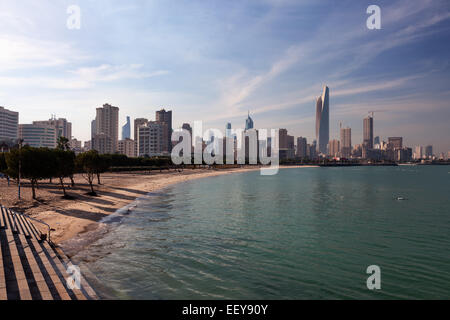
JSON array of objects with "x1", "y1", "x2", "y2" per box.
[
  {"x1": 118, "y1": 138, "x2": 137, "y2": 158},
  {"x1": 19, "y1": 123, "x2": 57, "y2": 148},
  {"x1": 0, "y1": 106, "x2": 19, "y2": 141},
  {"x1": 138, "y1": 122, "x2": 164, "y2": 157}
]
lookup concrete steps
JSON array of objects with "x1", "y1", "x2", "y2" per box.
[{"x1": 0, "y1": 205, "x2": 98, "y2": 300}]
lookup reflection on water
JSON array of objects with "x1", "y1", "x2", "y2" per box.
[{"x1": 70, "y1": 166, "x2": 450, "y2": 299}]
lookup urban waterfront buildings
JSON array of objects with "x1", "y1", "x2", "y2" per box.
[
  {"x1": 33, "y1": 116, "x2": 72, "y2": 140},
  {"x1": 296, "y1": 137, "x2": 307, "y2": 159},
  {"x1": 363, "y1": 115, "x2": 374, "y2": 149},
  {"x1": 245, "y1": 112, "x2": 254, "y2": 131},
  {"x1": 0, "y1": 106, "x2": 19, "y2": 141},
  {"x1": 18, "y1": 123, "x2": 57, "y2": 148},
  {"x1": 122, "y1": 116, "x2": 131, "y2": 140},
  {"x1": 156, "y1": 109, "x2": 172, "y2": 154},
  {"x1": 94, "y1": 103, "x2": 119, "y2": 154},
  {"x1": 315, "y1": 86, "x2": 329, "y2": 155},
  {"x1": 329, "y1": 139, "x2": 340, "y2": 157},
  {"x1": 138, "y1": 121, "x2": 164, "y2": 157},
  {"x1": 118, "y1": 138, "x2": 137, "y2": 158},
  {"x1": 340, "y1": 127, "x2": 352, "y2": 158}
]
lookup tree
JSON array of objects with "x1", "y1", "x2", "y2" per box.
[
  {"x1": 54, "y1": 149, "x2": 76, "y2": 198},
  {"x1": 0, "y1": 152, "x2": 7, "y2": 174},
  {"x1": 76, "y1": 150, "x2": 100, "y2": 195},
  {"x1": 5, "y1": 147, "x2": 54, "y2": 200},
  {"x1": 95, "y1": 154, "x2": 111, "y2": 184},
  {"x1": 57, "y1": 136, "x2": 70, "y2": 151}
]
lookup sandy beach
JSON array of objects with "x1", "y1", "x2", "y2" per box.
[{"x1": 0, "y1": 165, "x2": 317, "y2": 247}]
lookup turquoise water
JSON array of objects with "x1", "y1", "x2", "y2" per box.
[{"x1": 73, "y1": 166, "x2": 450, "y2": 299}]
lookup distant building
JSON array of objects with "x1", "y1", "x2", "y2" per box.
[
  {"x1": 92, "y1": 133, "x2": 112, "y2": 154},
  {"x1": 296, "y1": 137, "x2": 307, "y2": 159},
  {"x1": 388, "y1": 137, "x2": 403, "y2": 150},
  {"x1": 414, "y1": 146, "x2": 423, "y2": 160},
  {"x1": 156, "y1": 109, "x2": 172, "y2": 154},
  {"x1": 182, "y1": 123, "x2": 193, "y2": 138},
  {"x1": 245, "y1": 112, "x2": 254, "y2": 131},
  {"x1": 0, "y1": 106, "x2": 19, "y2": 141},
  {"x1": 19, "y1": 123, "x2": 57, "y2": 148},
  {"x1": 134, "y1": 118, "x2": 148, "y2": 141},
  {"x1": 374, "y1": 136, "x2": 380, "y2": 146},
  {"x1": 138, "y1": 121, "x2": 164, "y2": 157},
  {"x1": 363, "y1": 115, "x2": 374, "y2": 149},
  {"x1": 84, "y1": 141, "x2": 91, "y2": 151},
  {"x1": 340, "y1": 127, "x2": 352, "y2": 158},
  {"x1": 316, "y1": 86, "x2": 329, "y2": 154},
  {"x1": 424, "y1": 145, "x2": 433, "y2": 159},
  {"x1": 118, "y1": 138, "x2": 136, "y2": 158},
  {"x1": 329, "y1": 139, "x2": 340, "y2": 157},
  {"x1": 70, "y1": 138, "x2": 82, "y2": 154},
  {"x1": 91, "y1": 119, "x2": 96, "y2": 140},
  {"x1": 225, "y1": 123, "x2": 232, "y2": 138},
  {"x1": 122, "y1": 116, "x2": 131, "y2": 140},
  {"x1": 95, "y1": 103, "x2": 119, "y2": 153},
  {"x1": 33, "y1": 116, "x2": 72, "y2": 140}
]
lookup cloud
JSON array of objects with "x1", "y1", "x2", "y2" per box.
[{"x1": 0, "y1": 64, "x2": 169, "y2": 89}]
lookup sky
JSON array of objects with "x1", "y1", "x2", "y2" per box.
[{"x1": 0, "y1": 0, "x2": 449, "y2": 153}]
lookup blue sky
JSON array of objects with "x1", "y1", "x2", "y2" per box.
[{"x1": 0, "y1": 0, "x2": 449, "y2": 153}]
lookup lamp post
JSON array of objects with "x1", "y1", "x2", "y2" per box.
[{"x1": 18, "y1": 139, "x2": 23, "y2": 200}]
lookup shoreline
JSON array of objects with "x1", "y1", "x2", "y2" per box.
[{"x1": 0, "y1": 165, "x2": 318, "y2": 252}]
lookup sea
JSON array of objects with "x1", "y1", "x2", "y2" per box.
[{"x1": 69, "y1": 165, "x2": 450, "y2": 299}]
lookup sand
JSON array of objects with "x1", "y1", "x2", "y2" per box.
[{"x1": 0, "y1": 165, "x2": 317, "y2": 246}]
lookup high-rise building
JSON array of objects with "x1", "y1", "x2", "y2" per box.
[
  {"x1": 225, "y1": 123, "x2": 232, "y2": 138},
  {"x1": 156, "y1": 109, "x2": 172, "y2": 154},
  {"x1": 279, "y1": 129, "x2": 288, "y2": 149},
  {"x1": 363, "y1": 115, "x2": 374, "y2": 149},
  {"x1": 138, "y1": 121, "x2": 164, "y2": 157},
  {"x1": 95, "y1": 103, "x2": 119, "y2": 153},
  {"x1": 425, "y1": 145, "x2": 433, "y2": 158},
  {"x1": 33, "y1": 116, "x2": 72, "y2": 140},
  {"x1": 329, "y1": 139, "x2": 340, "y2": 157},
  {"x1": 134, "y1": 118, "x2": 148, "y2": 141},
  {"x1": 414, "y1": 146, "x2": 423, "y2": 160},
  {"x1": 91, "y1": 119, "x2": 97, "y2": 140},
  {"x1": 340, "y1": 127, "x2": 352, "y2": 158},
  {"x1": 245, "y1": 112, "x2": 254, "y2": 131},
  {"x1": 122, "y1": 116, "x2": 131, "y2": 140},
  {"x1": 118, "y1": 138, "x2": 137, "y2": 158},
  {"x1": 19, "y1": 123, "x2": 57, "y2": 148},
  {"x1": 0, "y1": 106, "x2": 19, "y2": 141},
  {"x1": 296, "y1": 137, "x2": 307, "y2": 159},
  {"x1": 388, "y1": 137, "x2": 403, "y2": 150},
  {"x1": 374, "y1": 136, "x2": 380, "y2": 146},
  {"x1": 316, "y1": 86, "x2": 329, "y2": 155},
  {"x1": 92, "y1": 133, "x2": 112, "y2": 154},
  {"x1": 70, "y1": 138, "x2": 82, "y2": 154}
]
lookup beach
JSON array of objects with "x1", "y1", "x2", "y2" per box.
[{"x1": 0, "y1": 166, "x2": 316, "y2": 246}]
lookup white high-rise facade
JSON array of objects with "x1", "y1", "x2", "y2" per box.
[
  {"x1": 33, "y1": 116, "x2": 72, "y2": 140},
  {"x1": 138, "y1": 121, "x2": 164, "y2": 157},
  {"x1": 315, "y1": 86, "x2": 329, "y2": 155},
  {"x1": 19, "y1": 124, "x2": 57, "y2": 148},
  {"x1": 0, "y1": 106, "x2": 19, "y2": 141}
]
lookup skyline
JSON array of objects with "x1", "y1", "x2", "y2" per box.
[{"x1": 1, "y1": 0, "x2": 450, "y2": 153}]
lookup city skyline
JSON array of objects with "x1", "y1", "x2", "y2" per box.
[{"x1": 0, "y1": 1, "x2": 449, "y2": 153}]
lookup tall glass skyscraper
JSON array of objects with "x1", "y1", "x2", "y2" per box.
[
  {"x1": 245, "y1": 112, "x2": 254, "y2": 131},
  {"x1": 122, "y1": 116, "x2": 131, "y2": 140},
  {"x1": 315, "y1": 86, "x2": 329, "y2": 155},
  {"x1": 363, "y1": 115, "x2": 374, "y2": 149}
]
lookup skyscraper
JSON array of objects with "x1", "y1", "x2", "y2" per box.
[
  {"x1": 19, "y1": 123, "x2": 57, "y2": 148},
  {"x1": 340, "y1": 127, "x2": 352, "y2": 158},
  {"x1": 296, "y1": 137, "x2": 307, "y2": 159},
  {"x1": 329, "y1": 139, "x2": 340, "y2": 157},
  {"x1": 156, "y1": 109, "x2": 172, "y2": 154},
  {"x1": 315, "y1": 86, "x2": 329, "y2": 154},
  {"x1": 33, "y1": 116, "x2": 72, "y2": 140},
  {"x1": 363, "y1": 115, "x2": 374, "y2": 149},
  {"x1": 425, "y1": 145, "x2": 433, "y2": 158},
  {"x1": 94, "y1": 103, "x2": 119, "y2": 154},
  {"x1": 0, "y1": 106, "x2": 19, "y2": 141},
  {"x1": 245, "y1": 112, "x2": 254, "y2": 131},
  {"x1": 122, "y1": 116, "x2": 131, "y2": 140}
]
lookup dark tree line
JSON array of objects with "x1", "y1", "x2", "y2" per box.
[{"x1": 0, "y1": 145, "x2": 110, "y2": 200}]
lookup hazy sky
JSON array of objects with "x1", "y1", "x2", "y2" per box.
[{"x1": 0, "y1": 0, "x2": 449, "y2": 153}]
